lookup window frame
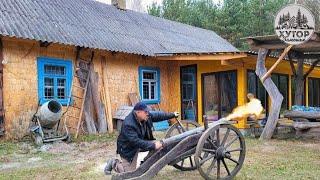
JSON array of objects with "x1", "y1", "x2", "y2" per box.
[
  {"x1": 37, "y1": 57, "x2": 73, "y2": 105},
  {"x1": 139, "y1": 67, "x2": 160, "y2": 104},
  {"x1": 247, "y1": 70, "x2": 269, "y2": 112},
  {"x1": 308, "y1": 77, "x2": 320, "y2": 107},
  {"x1": 271, "y1": 72, "x2": 289, "y2": 110},
  {"x1": 182, "y1": 72, "x2": 196, "y2": 101}
]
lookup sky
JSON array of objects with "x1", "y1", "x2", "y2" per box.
[
  {"x1": 95, "y1": 0, "x2": 163, "y2": 13},
  {"x1": 95, "y1": 0, "x2": 223, "y2": 13}
]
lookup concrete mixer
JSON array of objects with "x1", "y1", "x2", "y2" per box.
[{"x1": 30, "y1": 100, "x2": 71, "y2": 146}]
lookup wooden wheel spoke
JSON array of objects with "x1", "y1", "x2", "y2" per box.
[
  {"x1": 200, "y1": 153, "x2": 216, "y2": 165},
  {"x1": 189, "y1": 156, "x2": 194, "y2": 167},
  {"x1": 207, "y1": 138, "x2": 218, "y2": 149},
  {"x1": 216, "y1": 129, "x2": 220, "y2": 146},
  {"x1": 224, "y1": 136, "x2": 238, "y2": 149},
  {"x1": 203, "y1": 148, "x2": 216, "y2": 153},
  {"x1": 217, "y1": 159, "x2": 221, "y2": 179},
  {"x1": 222, "y1": 159, "x2": 231, "y2": 175},
  {"x1": 227, "y1": 148, "x2": 242, "y2": 153},
  {"x1": 195, "y1": 124, "x2": 245, "y2": 180},
  {"x1": 181, "y1": 159, "x2": 185, "y2": 167},
  {"x1": 221, "y1": 128, "x2": 230, "y2": 146},
  {"x1": 226, "y1": 156, "x2": 239, "y2": 165},
  {"x1": 176, "y1": 126, "x2": 183, "y2": 134},
  {"x1": 206, "y1": 158, "x2": 217, "y2": 175}
]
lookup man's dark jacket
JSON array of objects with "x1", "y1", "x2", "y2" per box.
[{"x1": 116, "y1": 111, "x2": 175, "y2": 162}]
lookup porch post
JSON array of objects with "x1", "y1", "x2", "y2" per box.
[{"x1": 236, "y1": 67, "x2": 249, "y2": 129}]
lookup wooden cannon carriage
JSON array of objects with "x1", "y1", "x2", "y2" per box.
[{"x1": 111, "y1": 118, "x2": 246, "y2": 180}]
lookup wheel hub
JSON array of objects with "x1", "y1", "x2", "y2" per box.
[{"x1": 216, "y1": 147, "x2": 225, "y2": 160}]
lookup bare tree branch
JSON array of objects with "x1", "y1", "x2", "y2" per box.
[
  {"x1": 288, "y1": 52, "x2": 297, "y2": 77},
  {"x1": 303, "y1": 59, "x2": 320, "y2": 79}
]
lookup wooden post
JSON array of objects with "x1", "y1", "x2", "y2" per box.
[
  {"x1": 101, "y1": 56, "x2": 113, "y2": 133},
  {"x1": 256, "y1": 48, "x2": 283, "y2": 140},
  {"x1": 0, "y1": 38, "x2": 4, "y2": 135}
]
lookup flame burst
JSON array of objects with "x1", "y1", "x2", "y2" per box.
[{"x1": 225, "y1": 94, "x2": 264, "y2": 121}]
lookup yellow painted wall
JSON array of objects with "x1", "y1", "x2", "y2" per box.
[{"x1": 163, "y1": 55, "x2": 320, "y2": 129}]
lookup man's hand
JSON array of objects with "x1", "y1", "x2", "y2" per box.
[
  {"x1": 174, "y1": 111, "x2": 180, "y2": 118},
  {"x1": 154, "y1": 141, "x2": 163, "y2": 150}
]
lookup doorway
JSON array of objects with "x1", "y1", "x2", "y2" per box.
[
  {"x1": 202, "y1": 70, "x2": 237, "y2": 121},
  {"x1": 180, "y1": 65, "x2": 197, "y2": 121}
]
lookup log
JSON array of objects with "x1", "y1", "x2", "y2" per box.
[
  {"x1": 89, "y1": 68, "x2": 107, "y2": 133},
  {"x1": 101, "y1": 56, "x2": 113, "y2": 133},
  {"x1": 284, "y1": 110, "x2": 320, "y2": 120},
  {"x1": 294, "y1": 122, "x2": 320, "y2": 139},
  {"x1": 293, "y1": 122, "x2": 320, "y2": 130},
  {"x1": 256, "y1": 48, "x2": 283, "y2": 140}
]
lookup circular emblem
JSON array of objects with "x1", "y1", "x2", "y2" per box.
[{"x1": 275, "y1": 4, "x2": 315, "y2": 45}]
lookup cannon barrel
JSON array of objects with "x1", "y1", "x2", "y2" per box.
[
  {"x1": 162, "y1": 118, "x2": 228, "y2": 146},
  {"x1": 38, "y1": 100, "x2": 63, "y2": 128}
]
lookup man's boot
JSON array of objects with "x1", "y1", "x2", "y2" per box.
[{"x1": 104, "y1": 158, "x2": 116, "y2": 175}]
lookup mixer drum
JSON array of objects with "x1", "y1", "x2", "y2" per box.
[{"x1": 38, "y1": 100, "x2": 63, "y2": 129}]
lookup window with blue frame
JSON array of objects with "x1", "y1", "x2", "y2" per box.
[
  {"x1": 37, "y1": 57, "x2": 73, "y2": 105},
  {"x1": 139, "y1": 67, "x2": 160, "y2": 104}
]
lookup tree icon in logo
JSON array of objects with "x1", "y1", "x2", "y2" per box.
[{"x1": 275, "y1": 4, "x2": 315, "y2": 45}]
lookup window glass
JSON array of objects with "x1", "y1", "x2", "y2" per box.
[
  {"x1": 38, "y1": 58, "x2": 72, "y2": 105},
  {"x1": 308, "y1": 78, "x2": 320, "y2": 107},
  {"x1": 139, "y1": 67, "x2": 160, "y2": 103}
]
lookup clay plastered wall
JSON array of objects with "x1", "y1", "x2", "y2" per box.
[
  {"x1": 2, "y1": 37, "x2": 76, "y2": 138},
  {"x1": 2, "y1": 38, "x2": 175, "y2": 138},
  {"x1": 97, "y1": 52, "x2": 172, "y2": 114}
]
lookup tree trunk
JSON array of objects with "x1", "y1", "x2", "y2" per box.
[
  {"x1": 294, "y1": 59, "x2": 305, "y2": 106},
  {"x1": 256, "y1": 48, "x2": 283, "y2": 140}
]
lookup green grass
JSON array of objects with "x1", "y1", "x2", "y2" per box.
[
  {"x1": 73, "y1": 133, "x2": 118, "y2": 143},
  {"x1": 1, "y1": 136, "x2": 320, "y2": 180},
  {"x1": 0, "y1": 142, "x2": 19, "y2": 155}
]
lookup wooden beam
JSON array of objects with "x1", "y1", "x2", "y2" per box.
[
  {"x1": 0, "y1": 37, "x2": 4, "y2": 135},
  {"x1": 261, "y1": 45, "x2": 293, "y2": 82},
  {"x1": 247, "y1": 33, "x2": 320, "y2": 52},
  {"x1": 39, "y1": 41, "x2": 51, "y2": 48},
  {"x1": 221, "y1": 59, "x2": 245, "y2": 66},
  {"x1": 155, "y1": 53, "x2": 247, "y2": 61},
  {"x1": 249, "y1": 40, "x2": 319, "y2": 51},
  {"x1": 294, "y1": 53, "x2": 320, "y2": 59},
  {"x1": 101, "y1": 56, "x2": 114, "y2": 133}
]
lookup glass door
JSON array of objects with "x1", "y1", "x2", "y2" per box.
[
  {"x1": 202, "y1": 71, "x2": 237, "y2": 121},
  {"x1": 180, "y1": 65, "x2": 197, "y2": 121}
]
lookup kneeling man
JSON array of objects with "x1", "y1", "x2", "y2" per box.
[{"x1": 105, "y1": 102, "x2": 179, "y2": 174}]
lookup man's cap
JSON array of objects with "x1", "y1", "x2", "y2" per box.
[{"x1": 133, "y1": 102, "x2": 151, "y2": 112}]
